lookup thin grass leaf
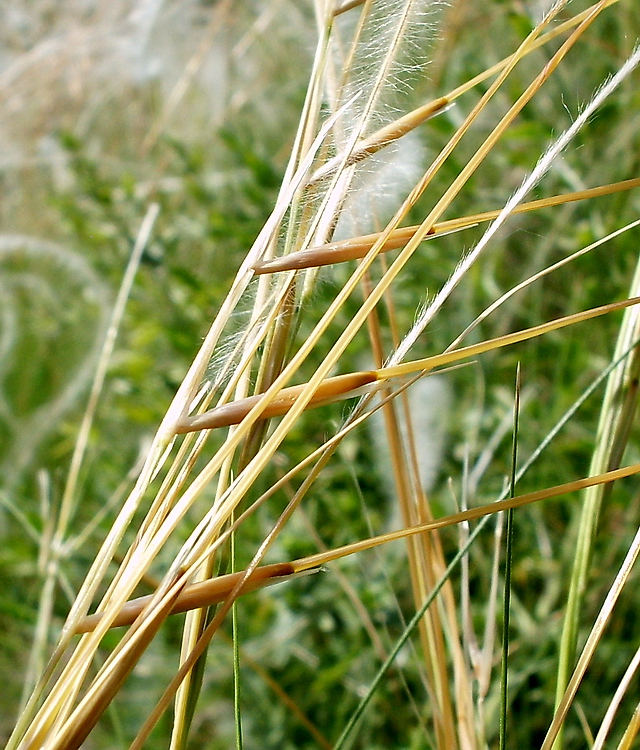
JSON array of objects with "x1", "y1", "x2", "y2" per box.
[
  {"x1": 554, "y1": 228, "x2": 640, "y2": 750},
  {"x1": 615, "y1": 701, "x2": 640, "y2": 750},
  {"x1": 542, "y1": 524, "x2": 640, "y2": 750},
  {"x1": 592, "y1": 644, "x2": 640, "y2": 750},
  {"x1": 499, "y1": 364, "x2": 521, "y2": 750}
]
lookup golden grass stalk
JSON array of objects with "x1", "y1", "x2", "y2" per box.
[
  {"x1": 542, "y1": 523, "x2": 640, "y2": 750},
  {"x1": 9, "y1": 1, "x2": 640, "y2": 747},
  {"x1": 553, "y1": 235, "x2": 640, "y2": 750},
  {"x1": 176, "y1": 295, "x2": 640, "y2": 432},
  {"x1": 75, "y1": 460, "x2": 640, "y2": 632},
  {"x1": 616, "y1": 702, "x2": 640, "y2": 750},
  {"x1": 253, "y1": 178, "x2": 640, "y2": 274},
  {"x1": 592, "y1": 644, "x2": 640, "y2": 749}
]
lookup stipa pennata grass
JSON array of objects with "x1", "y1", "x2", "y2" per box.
[{"x1": 7, "y1": 0, "x2": 640, "y2": 748}]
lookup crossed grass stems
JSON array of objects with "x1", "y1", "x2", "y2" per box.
[{"x1": 9, "y1": 0, "x2": 640, "y2": 748}]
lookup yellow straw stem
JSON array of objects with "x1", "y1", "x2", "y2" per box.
[
  {"x1": 253, "y1": 178, "x2": 640, "y2": 275},
  {"x1": 377, "y1": 296, "x2": 640, "y2": 380},
  {"x1": 176, "y1": 297, "x2": 640, "y2": 433},
  {"x1": 82, "y1": 462, "x2": 640, "y2": 631},
  {"x1": 292, "y1": 462, "x2": 640, "y2": 572}
]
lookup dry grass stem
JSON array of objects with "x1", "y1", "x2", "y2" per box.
[{"x1": 6, "y1": 0, "x2": 640, "y2": 747}]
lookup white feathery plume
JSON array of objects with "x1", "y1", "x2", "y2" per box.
[{"x1": 389, "y1": 42, "x2": 640, "y2": 367}]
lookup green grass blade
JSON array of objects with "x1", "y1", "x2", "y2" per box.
[
  {"x1": 499, "y1": 364, "x2": 521, "y2": 750},
  {"x1": 553, "y1": 253, "x2": 640, "y2": 750}
]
